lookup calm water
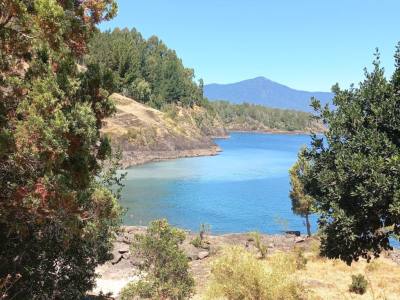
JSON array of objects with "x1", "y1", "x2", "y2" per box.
[{"x1": 120, "y1": 132, "x2": 318, "y2": 235}]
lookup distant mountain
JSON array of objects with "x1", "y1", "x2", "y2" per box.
[{"x1": 204, "y1": 76, "x2": 334, "y2": 112}]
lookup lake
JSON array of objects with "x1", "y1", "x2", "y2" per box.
[{"x1": 120, "y1": 132, "x2": 318, "y2": 235}]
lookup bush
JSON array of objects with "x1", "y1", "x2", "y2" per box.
[
  {"x1": 293, "y1": 247, "x2": 308, "y2": 270},
  {"x1": 349, "y1": 274, "x2": 368, "y2": 295},
  {"x1": 249, "y1": 232, "x2": 268, "y2": 259},
  {"x1": 120, "y1": 219, "x2": 194, "y2": 300},
  {"x1": 190, "y1": 236, "x2": 203, "y2": 248},
  {"x1": 205, "y1": 246, "x2": 304, "y2": 300},
  {"x1": 120, "y1": 280, "x2": 153, "y2": 300},
  {"x1": 190, "y1": 223, "x2": 211, "y2": 249}
]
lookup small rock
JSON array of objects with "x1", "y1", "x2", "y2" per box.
[
  {"x1": 197, "y1": 251, "x2": 209, "y2": 260},
  {"x1": 268, "y1": 243, "x2": 275, "y2": 248},
  {"x1": 118, "y1": 244, "x2": 130, "y2": 254},
  {"x1": 181, "y1": 242, "x2": 201, "y2": 261},
  {"x1": 284, "y1": 230, "x2": 301, "y2": 237}
]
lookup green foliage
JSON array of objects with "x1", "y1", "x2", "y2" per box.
[
  {"x1": 249, "y1": 232, "x2": 268, "y2": 259},
  {"x1": 190, "y1": 236, "x2": 204, "y2": 248},
  {"x1": 0, "y1": 1, "x2": 122, "y2": 298},
  {"x1": 205, "y1": 246, "x2": 304, "y2": 300},
  {"x1": 303, "y1": 46, "x2": 400, "y2": 264},
  {"x1": 349, "y1": 274, "x2": 368, "y2": 295},
  {"x1": 211, "y1": 100, "x2": 319, "y2": 132},
  {"x1": 86, "y1": 28, "x2": 204, "y2": 108},
  {"x1": 191, "y1": 224, "x2": 211, "y2": 249},
  {"x1": 120, "y1": 280, "x2": 154, "y2": 300},
  {"x1": 121, "y1": 219, "x2": 194, "y2": 300},
  {"x1": 289, "y1": 146, "x2": 315, "y2": 236}
]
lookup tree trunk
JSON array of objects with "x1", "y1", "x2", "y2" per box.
[{"x1": 305, "y1": 214, "x2": 311, "y2": 237}]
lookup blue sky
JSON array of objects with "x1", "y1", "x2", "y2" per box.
[{"x1": 100, "y1": 0, "x2": 400, "y2": 92}]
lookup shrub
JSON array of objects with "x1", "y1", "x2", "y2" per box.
[
  {"x1": 204, "y1": 246, "x2": 304, "y2": 300},
  {"x1": 250, "y1": 232, "x2": 268, "y2": 259},
  {"x1": 293, "y1": 247, "x2": 308, "y2": 270},
  {"x1": 199, "y1": 223, "x2": 211, "y2": 241},
  {"x1": 120, "y1": 280, "x2": 153, "y2": 300},
  {"x1": 191, "y1": 223, "x2": 211, "y2": 249},
  {"x1": 190, "y1": 236, "x2": 203, "y2": 248},
  {"x1": 121, "y1": 219, "x2": 194, "y2": 300},
  {"x1": 349, "y1": 274, "x2": 368, "y2": 295}
]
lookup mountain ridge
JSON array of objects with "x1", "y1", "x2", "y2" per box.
[{"x1": 204, "y1": 76, "x2": 333, "y2": 112}]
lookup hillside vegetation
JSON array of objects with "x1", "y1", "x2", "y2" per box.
[
  {"x1": 211, "y1": 101, "x2": 323, "y2": 132},
  {"x1": 87, "y1": 28, "x2": 323, "y2": 167},
  {"x1": 87, "y1": 28, "x2": 323, "y2": 137},
  {"x1": 86, "y1": 28, "x2": 204, "y2": 109}
]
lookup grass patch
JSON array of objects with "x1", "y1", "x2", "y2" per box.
[{"x1": 203, "y1": 246, "x2": 305, "y2": 300}]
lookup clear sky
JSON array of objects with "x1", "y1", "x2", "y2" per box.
[{"x1": 99, "y1": 0, "x2": 400, "y2": 92}]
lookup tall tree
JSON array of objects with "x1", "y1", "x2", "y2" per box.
[
  {"x1": 86, "y1": 29, "x2": 204, "y2": 109},
  {"x1": 289, "y1": 146, "x2": 314, "y2": 236},
  {"x1": 0, "y1": 0, "x2": 122, "y2": 298},
  {"x1": 304, "y1": 47, "x2": 400, "y2": 264}
]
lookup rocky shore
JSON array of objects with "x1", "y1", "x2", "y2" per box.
[
  {"x1": 101, "y1": 94, "x2": 228, "y2": 168},
  {"x1": 91, "y1": 226, "x2": 316, "y2": 298},
  {"x1": 118, "y1": 145, "x2": 222, "y2": 168},
  {"x1": 90, "y1": 226, "x2": 400, "y2": 299}
]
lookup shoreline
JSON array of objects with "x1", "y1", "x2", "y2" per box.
[
  {"x1": 228, "y1": 129, "x2": 323, "y2": 135},
  {"x1": 119, "y1": 130, "x2": 323, "y2": 168},
  {"x1": 120, "y1": 145, "x2": 223, "y2": 169}
]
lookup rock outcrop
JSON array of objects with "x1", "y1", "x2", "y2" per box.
[{"x1": 101, "y1": 94, "x2": 228, "y2": 168}]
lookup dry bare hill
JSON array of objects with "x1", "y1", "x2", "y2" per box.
[{"x1": 101, "y1": 93, "x2": 227, "y2": 167}]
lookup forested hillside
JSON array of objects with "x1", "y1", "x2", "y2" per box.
[
  {"x1": 86, "y1": 28, "x2": 204, "y2": 109},
  {"x1": 86, "y1": 28, "x2": 322, "y2": 134},
  {"x1": 210, "y1": 101, "x2": 323, "y2": 132}
]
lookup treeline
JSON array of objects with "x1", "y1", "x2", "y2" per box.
[
  {"x1": 210, "y1": 101, "x2": 319, "y2": 132},
  {"x1": 86, "y1": 28, "x2": 322, "y2": 132},
  {"x1": 86, "y1": 28, "x2": 204, "y2": 108}
]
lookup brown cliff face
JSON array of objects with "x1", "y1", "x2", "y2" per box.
[{"x1": 101, "y1": 94, "x2": 228, "y2": 167}]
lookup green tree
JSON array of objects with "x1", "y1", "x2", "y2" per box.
[
  {"x1": 86, "y1": 29, "x2": 204, "y2": 109},
  {"x1": 0, "y1": 0, "x2": 122, "y2": 298},
  {"x1": 120, "y1": 219, "x2": 195, "y2": 300},
  {"x1": 304, "y1": 46, "x2": 400, "y2": 264},
  {"x1": 289, "y1": 146, "x2": 314, "y2": 236}
]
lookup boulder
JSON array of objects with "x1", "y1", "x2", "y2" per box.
[
  {"x1": 197, "y1": 251, "x2": 209, "y2": 260},
  {"x1": 181, "y1": 243, "x2": 200, "y2": 261}
]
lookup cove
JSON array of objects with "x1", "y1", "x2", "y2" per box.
[{"x1": 120, "y1": 132, "x2": 318, "y2": 235}]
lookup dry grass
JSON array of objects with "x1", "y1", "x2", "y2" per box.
[
  {"x1": 297, "y1": 244, "x2": 400, "y2": 300},
  {"x1": 202, "y1": 246, "x2": 305, "y2": 300},
  {"x1": 193, "y1": 240, "x2": 400, "y2": 300}
]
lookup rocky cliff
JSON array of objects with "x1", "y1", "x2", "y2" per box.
[{"x1": 101, "y1": 94, "x2": 228, "y2": 167}]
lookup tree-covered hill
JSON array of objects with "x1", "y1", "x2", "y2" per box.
[
  {"x1": 86, "y1": 28, "x2": 322, "y2": 133},
  {"x1": 85, "y1": 28, "x2": 204, "y2": 109},
  {"x1": 210, "y1": 101, "x2": 323, "y2": 132}
]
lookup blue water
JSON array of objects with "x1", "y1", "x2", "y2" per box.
[{"x1": 120, "y1": 132, "x2": 318, "y2": 235}]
